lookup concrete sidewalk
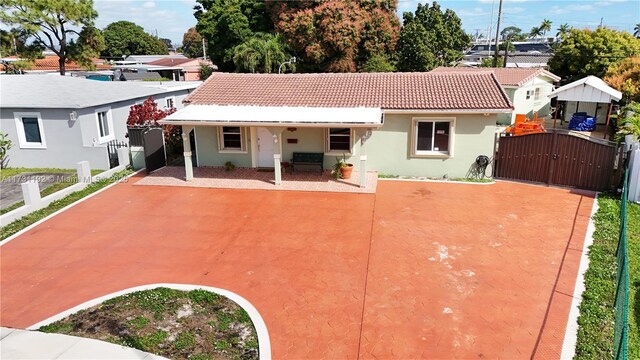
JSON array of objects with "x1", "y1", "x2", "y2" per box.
[{"x1": 1, "y1": 327, "x2": 167, "y2": 359}]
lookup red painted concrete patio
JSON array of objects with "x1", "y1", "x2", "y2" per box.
[{"x1": 0, "y1": 175, "x2": 594, "y2": 359}]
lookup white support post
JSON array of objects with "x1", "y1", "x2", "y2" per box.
[
  {"x1": 182, "y1": 126, "x2": 194, "y2": 181},
  {"x1": 359, "y1": 129, "x2": 371, "y2": 188},
  {"x1": 117, "y1": 147, "x2": 130, "y2": 167},
  {"x1": 21, "y1": 181, "x2": 41, "y2": 207},
  {"x1": 274, "y1": 154, "x2": 282, "y2": 185},
  {"x1": 76, "y1": 161, "x2": 91, "y2": 183}
]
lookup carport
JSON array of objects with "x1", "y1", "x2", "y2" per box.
[{"x1": 549, "y1": 76, "x2": 622, "y2": 138}]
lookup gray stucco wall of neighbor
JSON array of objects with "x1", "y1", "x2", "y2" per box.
[{"x1": 1, "y1": 89, "x2": 192, "y2": 170}]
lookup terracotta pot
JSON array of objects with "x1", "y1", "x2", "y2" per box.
[{"x1": 340, "y1": 164, "x2": 354, "y2": 179}]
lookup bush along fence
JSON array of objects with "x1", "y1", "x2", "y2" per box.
[
  {"x1": 0, "y1": 148, "x2": 130, "y2": 226},
  {"x1": 614, "y1": 146, "x2": 632, "y2": 360}
]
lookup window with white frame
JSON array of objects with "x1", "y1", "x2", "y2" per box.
[
  {"x1": 166, "y1": 97, "x2": 175, "y2": 109},
  {"x1": 95, "y1": 108, "x2": 114, "y2": 143},
  {"x1": 218, "y1": 126, "x2": 246, "y2": 152},
  {"x1": 534, "y1": 87, "x2": 541, "y2": 100},
  {"x1": 14, "y1": 112, "x2": 46, "y2": 149},
  {"x1": 326, "y1": 128, "x2": 352, "y2": 153},
  {"x1": 412, "y1": 118, "x2": 454, "y2": 156}
]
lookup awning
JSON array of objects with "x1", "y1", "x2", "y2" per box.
[
  {"x1": 548, "y1": 76, "x2": 622, "y2": 103},
  {"x1": 159, "y1": 105, "x2": 384, "y2": 128}
]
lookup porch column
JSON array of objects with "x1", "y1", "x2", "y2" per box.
[
  {"x1": 268, "y1": 128, "x2": 285, "y2": 185},
  {"x1": 182, "y1": 125, "x2": 194, "y2": 181},
  {"x1": 360, "y1": 129, "x2": 372, "y2": 188}
]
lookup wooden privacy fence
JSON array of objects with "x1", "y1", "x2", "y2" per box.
[{"x1": 494, "y1": 130, "x2": 620, "y2": 191}]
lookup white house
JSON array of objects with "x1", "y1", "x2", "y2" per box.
[
  {"x1": 0, "y1": 75, "x2": 200, "y2": 170},
  {"x1": 431, "y1": 67, "x2": 560, "y2": 124}
]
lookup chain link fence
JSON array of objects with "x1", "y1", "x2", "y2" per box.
[{"x1": 613, "y1": 162, "x2": 630, "y2": 360}]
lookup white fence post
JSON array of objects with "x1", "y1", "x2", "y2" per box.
[
  {"x1": 117, "y1": 147, "x2": 130, "y2": 167},
  {"x1": 21, "y1": 181, "x2": 41, "y2": 207},
  {"x1": 76, "y1": 161, "x2": 91, "y2": 183}
]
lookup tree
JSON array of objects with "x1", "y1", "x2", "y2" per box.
[
  {"x1": 194, "y1": 0, "x2": 273, "y2": 71},
  {"x1": 604, "y1": 56, "x2": 640, "y2": 103},
  {"x1": 501, "y1": 26, "x2": 522, "y2": 40},
  {"x1": 480, "y1": 56, "x2": 503, "y2": 67},
  {"x1": 68, "y1": 26, "x2": 105, "y2": 70},
  {"x1": 360, "y1": 54, "x2": 395, "y2": 72},
  {"x1": 182, "y1": 27, "x2": 203, "y2": 58},
  {"x1": 0, "y1": 28, "x2": 43, "y2": 58},
  {"x1": 529, "y1": 26, "x2": 543, "y2": 39},
  {"x1": 556, "y1": 23, "x2": 571, "y2": 39},
  {"x1": 615, "y1": 102, "x2": 640, "y2": 141},
  {"x1": 539, "y1": 19, "x2": 552, "y2": 38},
  {"x1": 232, "y1": 33, "x2": 288, "y2": 73},
  {"x1": 270, "y1": 0, "x2": 400, "y2": 72},
  {"x1": 102, "y1": 21, "x2": 168, "y2": 58},
  {"x1": 159, "y1": 38, "x2": 173, "y2": 51},
  {"x1": 0, "y1": 0, "x2": 101, "y2": 75},
  {"x1": 199, "y1": 62, "x2": 214, "y2": 80},
  {"x1": 549, "y1": 28, "x2": 640, "y2": 82},
  {"x1": 397, "y1": 2, "x2": 470, "y2": 72},
  {"x1": 635, "y1": 23, "x2": 640, "y2": 38}
]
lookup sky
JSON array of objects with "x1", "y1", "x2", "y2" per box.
[{"x1": 88, "y1": 0, "x2": 640, "y2": 46}]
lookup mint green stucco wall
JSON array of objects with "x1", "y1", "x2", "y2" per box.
[
  {"x1": 280, "y1": 127, "x2": 363, "y2": 169},
  {"x1": 366, "y1": 113, "x2": 496, "y2": 178},
  {"x1": 194, "y1": 126, "x2": 253, "y2": 167}
]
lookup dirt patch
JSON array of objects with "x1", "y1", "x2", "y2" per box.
[{"x1": 39, "y1": 288, "x2": 259, "y2": 360}]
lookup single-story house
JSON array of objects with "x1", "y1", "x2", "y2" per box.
[
  {"x1": 0, "y1": 75, "x2": 200, "y2": 170},
  {"x1": 160, "y1": 72, "x2": 513, "y2": 185},
  {"x1": 146, "y1": 58, "x2": 215, "y2": 81},
  {"x1": 431, "y1": 67, "x2": 560, "y2": 124},
  {"x1": 1, "y1": 55, "x2": 112, "y2": 74}
]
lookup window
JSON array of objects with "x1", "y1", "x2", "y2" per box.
[
  {"x1": 326, "y1": 128, "x2": 352, "y2": 153},
  {"x1": 412, "y1": 118, "x2": 454, "y2": 156},
  {"x1": 166, "y1": 97, "x2": 175, "y2": 108},
  {"x1": 14, "y1": 112, "x2": 46, "y2": 149},
  {"x1": 534, "y1": 87, "x2": 541, "y2": 101},
  {"x1": 95, "y1": 107, "x2": 114, "y2": 143},
  {"x1": 526, "y1": 90, "x2": 532, "y2": 100},
  {"x1": 218, "y1": 126, "x2": 246, "y2": 152}
]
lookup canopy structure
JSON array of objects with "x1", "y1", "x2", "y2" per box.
[
  {"x1": 160, "y1": 105, "x2": 384, "y2": 128},
  {"x1": 548, "y1": 76, "x2": 622, "y2": 103},
  {"x1": 548, "y1": 76, "x2": 622, "y2": 137}
]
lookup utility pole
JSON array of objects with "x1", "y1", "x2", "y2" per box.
[
  {"x1": 487, "y1": 0, "x2": 496, "y2": 44},
  {"x1": 202, "y1": 38, "x2": 207, "y2": 60},
  {"x1": 492, "y1": 0, "x2": 503, "y2": 67}
]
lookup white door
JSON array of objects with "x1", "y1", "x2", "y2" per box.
[{"x1": 257, "y1": 127, "x2": 274, "y2": 167}]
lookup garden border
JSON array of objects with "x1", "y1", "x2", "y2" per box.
[{"x1": 26, "y1": 283, "x2": 271, "y2": 360}]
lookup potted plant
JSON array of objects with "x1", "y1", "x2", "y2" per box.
[
  {"x1": 332, "y1": 155, "x2": 354, "y2": 180},
  {"x1": 224, "y1": 161, "x2": 236, "y2": 171}
]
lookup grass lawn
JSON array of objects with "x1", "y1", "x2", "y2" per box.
[
  {"x1": 0, "y1": 169, "x2": 132, "y2": 241},
  {"x1": 0, "y1": 169, "x2": 105, "y2": 215},
  {"x1": 40, "y1": 288, "x2": 258, "y2": 360},
  {"x1": 574, "y1": 195, "x2": 639, "y2": 359}
]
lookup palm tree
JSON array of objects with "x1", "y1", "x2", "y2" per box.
[
  {"x1": 556, "y1": 23, "x2": 571, "y2": 39},
  {"x1": 530, "y1": 26, "x2": 543, "y2": 40},
  {"x1": 635, "y1": 23, "x2": 640, "y2": 38},
  {"x1": 539, "y1": 19, "x2": 552, "y2": 40},
  {"x1": 232, "y1": 33, "x2": 289, "y2": 73}
]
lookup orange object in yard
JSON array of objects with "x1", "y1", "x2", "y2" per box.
[{"x1": 506, "y1": 113, "x2": 546, "y2": 136}]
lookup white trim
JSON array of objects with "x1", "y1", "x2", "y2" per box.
[
  {"x1": 193, "y1": 127, "x2": 199, "y2": 167},
  {"x1": 94, "y1": 106, "x2": 115, "y2": 144},
  {"x1": 250, "y1": 128, "x2": 258, "y2": 167},
  {"x1": 410, "y1": 117, "x2": 456, "y2": 158},
  {"x1": 0, "y1": 169, "x2": 144, "y2": 247},
  {"x1": 26, "y1": 283, "x2": 271, "y2": 360},
  {"x1": 560, "y1": 194, "x2": 600, "y2": 359},
  {"x1": 13, "y1": 112, "x2": 46, "y2": 149},
  {"x1": 165, "y1": 96, "x2": 176, "y2": 109}
]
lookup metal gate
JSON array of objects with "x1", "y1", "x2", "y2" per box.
[
  {"x1": 106, "y1": 140, "x2": 128, "y2": 169},
  {"x1": 142, "y1": 127, "x2": 166, "y2": 173},
  {"x1": 494, "y1": 130, "x2": 619, "y2": 191}
]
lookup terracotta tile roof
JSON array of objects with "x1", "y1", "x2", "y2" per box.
[
  {"x1": 3, "y1": 55, "x2": 113, "y2": 71},
  {"x1": 147, "y1": 58, "x2": 196, "y2": 67},
  {"x1": 185, "y1": 72, "x2": 513, "y2": 111},
  {"x1": 431, "y1": 67, "x2": 560, "y2": 87}
]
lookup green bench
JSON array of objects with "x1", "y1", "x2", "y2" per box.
[{"x1": 291, "y1": 152, "x2": 324, "y2": 174}]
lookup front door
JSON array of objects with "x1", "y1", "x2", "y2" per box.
[{"x1": 257, "y1": 127, "x2": 274, "y2": 167}]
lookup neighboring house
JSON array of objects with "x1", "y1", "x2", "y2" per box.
[
  {"x1": 160, "y1": 72, "x2": 512, "y2": 184},
  {"x1": 121, "y1": 54, "x2": 188, "y2": 64},
  {"x1": 146, "y1": 58, "x2": 215, "y2": 81},
  {"x1": 0, "y1": 55, "x2": 112, "y2": 74},
  {"x1": 431, "y1": 67, "x2": 560, "y2": 124},
  {"x1": 0, "y1": 75, "x2": 200, "y2": 170}
]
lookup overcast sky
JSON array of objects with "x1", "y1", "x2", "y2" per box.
[{"x1": 89, "y1": 0, "x2": 640, "y2": 46}]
